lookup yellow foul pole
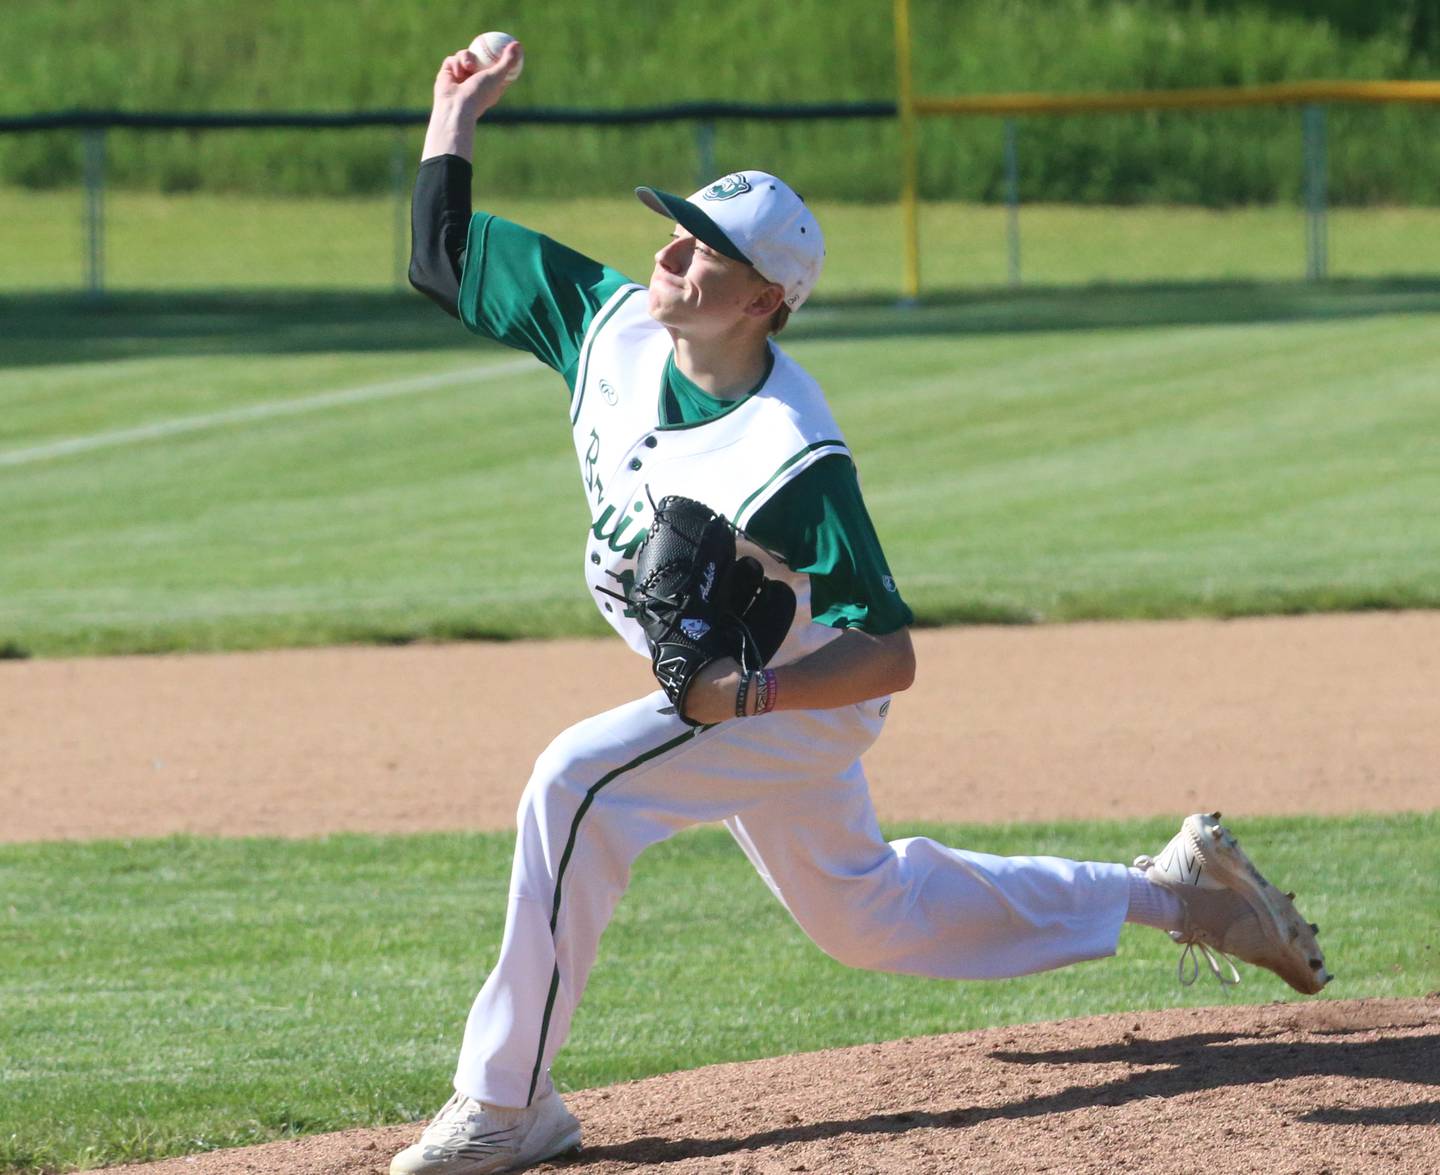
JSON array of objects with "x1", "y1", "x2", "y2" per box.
[{"x1": 893, "y1": 0, "x2": 921, "y2": 301}]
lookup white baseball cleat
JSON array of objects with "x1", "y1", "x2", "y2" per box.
[
  {"x1": 390, "y1": 1089, "x2": 581, "y2": 1175},
  {"x1": 1134, "y1": 811, "x2": 1331, "y2": 995}
]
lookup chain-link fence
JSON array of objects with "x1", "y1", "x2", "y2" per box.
[
  {"x1": 2, "y1": 93, "x2": 1438, "y2": 299},
  {"x1": 908, "y1": 101, "x2": 1440, "y2": 292}
]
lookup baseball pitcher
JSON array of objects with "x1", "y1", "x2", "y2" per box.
[{"x1": 390, "y1": 34, "x2": 1329, "y2": 1175}]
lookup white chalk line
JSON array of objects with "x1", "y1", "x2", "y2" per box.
[{"x1": 0, "y1": 358, "x2": 538, "y2": 469}]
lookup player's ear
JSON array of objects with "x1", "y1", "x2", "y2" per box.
[{"x1": 744, "y1": 280, "x2": 786, "y2": 321}]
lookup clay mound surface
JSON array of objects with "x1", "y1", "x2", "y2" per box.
[{"x1": 104, "y1": 997, "x2": 1440, "y2": 1175}]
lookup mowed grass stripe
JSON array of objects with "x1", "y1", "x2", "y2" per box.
[
  {"x1": 799, "y1": 310, "x2": 1440, "y2": 619},
  {"x1": 0, "y1": 815, "x2": 1435, "y2": 1172},
  {"x1": 0, "y1": 358, "x2": 533, "y2": 468},
  {"x1": 3, "y1": 289, "x2": 1439, "y2": 654}
]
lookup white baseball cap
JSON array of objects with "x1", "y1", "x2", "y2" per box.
[{"x1": 635, "y1": 171, "x2": 825, "y2": 311}]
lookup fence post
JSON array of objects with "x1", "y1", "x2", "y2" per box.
[
  {"x1": 1003, "y1": 118, "x2": 1021, "y2": 288},
  {"x1": 694, "y1": 121, "x2": 716, "y2": 188},
  {"x1": 893, "y1": 0, "x2": 921, "y2": 302},
  {"x1": 1302, "y1": 104, "x2": 1328, "y2": 282},
  {"x1": 392, "y1": 130, "x2": 410, "y2": 290},
  {"x1": 82, "y1": 127, "x2": 106, "y2": 299}
]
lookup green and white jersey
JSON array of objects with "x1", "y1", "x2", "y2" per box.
[
  {"x1": 572, "y1": 284, "x2": 851, "y2": 662},
  {"x1": 458, "y1": 213, "x2": 913, "y2": 648}
]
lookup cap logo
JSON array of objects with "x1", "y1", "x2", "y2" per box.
[{"x1": 701, "y1": 174, "x2": 752, "y2": 201}]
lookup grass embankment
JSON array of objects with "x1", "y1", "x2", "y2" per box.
[
  {"x1": 1, "y1": 0, "x2": 1436, "y2": 203},
  {"x1": 2, "y1": 814, "x2": 1435, "y2": 1172},
  {"x1": 3, "y1": 277, "x2": 1439, "y2": 657}
]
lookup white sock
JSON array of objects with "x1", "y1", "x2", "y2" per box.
[{"x1": 1125, "y1": 867, "x2": 1185, "y2": 932}]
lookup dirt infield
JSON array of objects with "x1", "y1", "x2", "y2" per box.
[
  {"x1": 99, "y1": 999, "x2": 1440, "y2": 1175},
  {"x1": 5, "y1": 612, "x2": 1438, "y2": 1173},
  {"x1": 4, "y1": 612, "x2": 1438, "y2": 843}
]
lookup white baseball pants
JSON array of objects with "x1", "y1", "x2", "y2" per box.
[{"x1": 453, "y1": 691, "x2": 1131, "y2": 1108}]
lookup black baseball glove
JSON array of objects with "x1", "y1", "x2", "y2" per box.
[{"x1": 626, "y1": 496, "x2": 796, "y2": 725}]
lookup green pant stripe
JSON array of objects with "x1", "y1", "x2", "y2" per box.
[{"x1": 525, "y1": 723, "x2": 698, "y2": 1104}]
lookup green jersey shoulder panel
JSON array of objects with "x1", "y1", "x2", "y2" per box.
[{"x1": 458, "y1": 213, "x2": 631, "y2": 391}]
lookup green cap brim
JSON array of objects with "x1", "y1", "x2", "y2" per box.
[{"x1": 634, "y1": 187, "x2": 752, "y2": 265}]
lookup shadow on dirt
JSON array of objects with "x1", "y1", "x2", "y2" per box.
[
  {"x1": 569, "y1": 1028, "x2": 1440, "y2": 1166},
  {"x1": 1301, "y1": 1100, "x2": 1440, "y2": 1126}
]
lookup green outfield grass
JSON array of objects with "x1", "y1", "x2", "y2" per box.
[
  {"x1": 8, "y1": 188, "x2": 1440, "y2": 294},
  {"x1": 1, "y1": 813, "x2": 1434, "y2": 1172},
  {"x1": 2, "y1": 277, "x2": 1439, "y2": 657}
]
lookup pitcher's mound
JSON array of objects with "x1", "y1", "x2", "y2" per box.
[{"x1": 104, "y1": 997, "x2": 1438, "y2": 1174}]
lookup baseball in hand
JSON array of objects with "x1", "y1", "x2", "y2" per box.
[{"x1": 469, "y1": 31, "x2": 524, "y2": 81}]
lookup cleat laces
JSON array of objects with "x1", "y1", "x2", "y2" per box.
[
  {"x1": 1135, "y1": 849, "x2": 1242, "y2": 989},
  {"x1": 1175, "y1": 938, "x2": 1241, "y2": 988}
]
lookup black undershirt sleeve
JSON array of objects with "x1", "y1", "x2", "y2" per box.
[{"x1": 409, "y1": 154, "x2": 473, "y2": 318}]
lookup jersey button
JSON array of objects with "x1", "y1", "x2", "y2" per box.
[
  {"x1": 590, "y1": 552, "x2": 601, "y2": 565},
  {"x1": 628, "y1": 458, "x2": 643, "y2": 470},
  {"x1": 643, "y1": 435, "x2": 657, "y2": 448}
]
